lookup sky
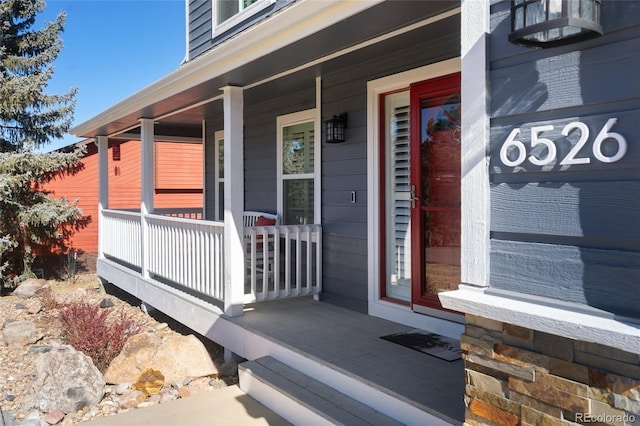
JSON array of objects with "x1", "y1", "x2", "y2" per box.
[{"x1": 39, "y1": 0, "x2": 186, "y2": 152}]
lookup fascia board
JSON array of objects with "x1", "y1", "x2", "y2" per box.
[{"x1": 71, "y1": 0, "x2": 384, "y2": 138}]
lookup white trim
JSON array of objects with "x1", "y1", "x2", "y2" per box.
[
  {"x1": 366, "y1": 58, "x2": 461, "y2": 330},
  {"x1": 211, "y1": 0, "x2": 276, "y2": 38},
  {"x1": 202, "y1": 120, "x2": 207, "y2": 219},
  {"x1": 110, "y1": 133, "x2": 203, "y2": 144},
  {"x1": 276, "y1": 108, "x2": 319, "y2": 225},
  {"x1": 71, "y1": 0, "x2": 385, "y2": 137},
  {"x1": 440, "y1": 286, "x2": 640, "y2": 354},
  {"x1": 222, "y1": 86, "x2": 245, "y2": 317},
  {"x1": 140, "y1": 119, "x2": 155, "y2": 280},
  {"x1": 315, "y1": 77, "x2": 322, "y2": 225},
  {"x1": 96, "y1": 135, "x2": 109, "y2": 260},
  {"x1": 461, "y1": 0, "x2": 490, "y2": 287},
  {"x1": 214, "y1": 130, "x2": 225, "y2": 221}
]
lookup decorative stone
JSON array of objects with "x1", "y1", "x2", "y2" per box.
[
  {"x1": 27, "y1": 345, "x2": 105, "y2": 413},
  {"x1": 469, "y1": 398, "x2": 518, "y2": 426},
  {"x1": 27, "y1": 301, "x2": 43, "y2": 314},
  {"x1": 104, "y1": 333, "x2": 217, "y2": 385},
  {"x1": 2, "y1": 320, "x2": 44, "y2": 347},
  {"x1": 99, "y1": 298, "x2": 115, "y2": 308},
  {"x1": 183, "y1": 377, "x2": 211, "y2": 396},
  {"x1": 45, "y1": 409, "x2": 65, "y2": 425},
  {"x1": 131, "y1": 369, "x2": 164, "y2": 396},
  {"x1": 12, "y1": 279, "x2": 49, "y2": 299},
  {"x1": 118, "y1": 390, "x2": 146, "y2": 409},
  {"x1": 115, "y1": 382, "x2": 130, "y2": 395}
]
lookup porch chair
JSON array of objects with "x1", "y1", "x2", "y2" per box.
[{"x1": 244, "y1": 211, "x2": 280, "y2": 282}]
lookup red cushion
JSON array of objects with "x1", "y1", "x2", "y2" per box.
[
  {"x1": 255, "y1": 216, "x2": 276, "y2": 226},
  {"x1": 253, "y1": 216, "x2": 276, "y2": 248}
]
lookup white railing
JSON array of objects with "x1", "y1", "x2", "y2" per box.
[
  {"x1": 155, "y1": 207, "x2": 203, "y2": 220},
  {"x1": 102, "y1": 209, "x2": 142, "y2": 268},
  {"x1": 245, "y1": 224, "x2": 322, "y2": 302},
  {"x1": 100, "y1": 210, "x2": 323, "y2": 307},
  {"x1": 146, "y1": 214, "x2": 225, "y2": 301}
]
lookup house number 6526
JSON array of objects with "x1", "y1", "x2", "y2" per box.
[{"x1": 499, "y1": 118, "x2": 627, "y2": 167}]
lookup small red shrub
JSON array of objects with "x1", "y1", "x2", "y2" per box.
[{"x1": 58, "y1": 302, "x2": 141, "y2": 372}]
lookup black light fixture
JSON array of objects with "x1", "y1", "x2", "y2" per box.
[
  {"x1": 509, "y1": 0, "x2": 603, "y2": 48},
  {"x1": 325, "y1": 114, "x2": 347, "y2": 143}
]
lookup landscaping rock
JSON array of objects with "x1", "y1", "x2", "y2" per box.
[
  {"x1": 131, "y1": 369, "x2": 164, "y2": 396},
  {"x1": 44, "y1": 409, "x2": 65, "y2": 425},
  {"x1": 118, "y1": 390, "x2": 146, "y2": 410},
  {"x1": 104, "y1": 333, "x2": 217, "y2": 385},
  {"x1": 99, "y1": 298, "x2": 114, "y2": 309},
  {"x1": 12, "y1": 279, "x2": 48, "y2": 299},
  {"x1": 27, "y1": 344, "x2": 105, "y2": 414},
  {"x1": 2, "y1": 321, "x2": 43, "y2": 348}
]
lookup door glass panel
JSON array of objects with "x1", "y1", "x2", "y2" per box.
[
  {"x1": 384, "y1": 91, "x2": 411, "y2": 302},
  {"x1": 282, "y1": 122, "x2": 314, "y2": 175},
  {"x1": 419, "y1": 93, "x2": 461, "y2": 298},
  {"x1": 283, "y1": 179, "x2": 314, "y2": 225}
]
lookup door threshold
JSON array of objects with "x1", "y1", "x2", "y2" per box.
[{"x1": 412, "y1": 303, "x2": 465, "y2": 324}]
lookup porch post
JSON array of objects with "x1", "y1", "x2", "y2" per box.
[
  {"x1": 96, "y1": 135, "x2": 108, "y2": 259},
  {"x1": 140, "y1": 118, "x2": 155, "y2": 279},
  {"x1": 222, "y1": 86, "x2": 245, "y2": 317}
]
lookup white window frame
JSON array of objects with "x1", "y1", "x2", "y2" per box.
[
  {"x1": 276, "y1": 108, "x2": 320, "y2": 225},
  {"x1": 211, "y1": 0, "x2": 275, "y2": 37},
  {"x1": 366, "y1": 58, "x2": 464, "y2": 338},
  {"x1": 214, "y1": 130, "x2": 225, "y2": 221}
]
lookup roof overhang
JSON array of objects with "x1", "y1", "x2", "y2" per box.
[{"x1": 71, "y1": 0, "x2": 460, "y2": 139}]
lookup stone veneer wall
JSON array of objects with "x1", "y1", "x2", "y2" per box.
[{"x1": 462, "y1": 314, "x2": 640, "y2": 426}]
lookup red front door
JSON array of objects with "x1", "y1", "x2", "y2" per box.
[{"x1": 409, "y1": 74, "x2": 461, "y2": 310}]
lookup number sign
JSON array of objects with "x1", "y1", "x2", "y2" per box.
[{"x1": 499, "y1": 118, "x2": 627, "y2": 167}]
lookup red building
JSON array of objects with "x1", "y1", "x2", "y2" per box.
[{"x1": 44, "y1": 138, "x2": 203, "y2": 254}]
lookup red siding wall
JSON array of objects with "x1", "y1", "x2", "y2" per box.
[{"x1": 44, "y1": 140, "x2": 203, "y2": 254}]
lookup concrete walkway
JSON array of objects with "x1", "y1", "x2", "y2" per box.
[{"x1": 82, "y1": 385, "x2": 290, "y2": 426}]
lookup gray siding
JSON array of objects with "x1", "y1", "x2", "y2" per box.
[
  {"x1": 187, "y1": 0, "x2": 293, "y2": 61},
  {"x1": 201, "y1": 13, "x2": 460, "y2": 313},
  {"x1": 320, "y1": 17, "x2": 460, "y2": 312},
  {"x1": 488, "y1": 1, "x2": 640, "y2": 318}
]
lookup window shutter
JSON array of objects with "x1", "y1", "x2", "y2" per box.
[{"x1": 392, "y1": 106, "x2": 411, "y2": 281}]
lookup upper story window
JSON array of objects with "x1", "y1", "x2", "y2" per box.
[{"x1": 213, "y1": 0, "x2": 273, "y2": 34}]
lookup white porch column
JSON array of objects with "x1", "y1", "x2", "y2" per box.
[
  {"x1": 461, "y1": 0, "x2": 490, "y2": 287},
  {"x1": 222, "y1": 86, "x2": 245, "y2": 317},
  {"x1": 96, "y1": 135, "x2": 109, "y2": 259},
  {"x1": 140, "y1": 118, "x2": 155, "y2": 279}
]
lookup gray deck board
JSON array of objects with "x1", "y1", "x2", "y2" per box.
[{"x1": 231, "y1": 297, "x2": 465, "y2": 423}]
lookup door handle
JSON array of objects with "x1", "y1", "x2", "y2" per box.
[{"x1": 410, "y1": 185, "x2": 419, "y2": 208}]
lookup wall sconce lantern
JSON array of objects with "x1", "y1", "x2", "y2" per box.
[
  {"x1": 509, "y1": 0, "x2": 603, "y2": 48},
  {"x1": 325, "y1": 114, "x2": 347, "y2": 143}
]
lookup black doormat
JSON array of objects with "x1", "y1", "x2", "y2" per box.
[{"x1": 380, "y1": 329, "x2": 462, "y2": 361}]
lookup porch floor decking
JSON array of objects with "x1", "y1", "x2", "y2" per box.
[{"x1": 230, "y1": 297, "x2": 465, "y2": 424}]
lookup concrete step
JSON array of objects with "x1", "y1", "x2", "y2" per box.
[{"x1": 239, "y1": 356, "x2": 404, "y2": 426}]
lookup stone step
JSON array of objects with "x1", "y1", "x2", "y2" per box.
[{"x1": 238, "y1": 356, "x2": 404, "y2": 426}]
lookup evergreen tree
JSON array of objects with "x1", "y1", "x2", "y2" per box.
[{"x1": 0, "y1": 0, "x2": 85, "y2": 282}]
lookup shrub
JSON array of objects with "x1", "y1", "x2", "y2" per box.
[{"x1": 58, "y1": 302, "x2": 141, "y2": 372}]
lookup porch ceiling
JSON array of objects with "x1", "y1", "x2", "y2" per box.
[{"x1": 71, "y1": 0, "x2": 460, "y2": 140}]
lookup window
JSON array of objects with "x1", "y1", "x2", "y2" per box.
[
  {"x1": 277, "y1": 109, "x2": 319, "y2": 225},
  {"x1": 212, "y1": 0, "x2": 273, "y2": 34}
]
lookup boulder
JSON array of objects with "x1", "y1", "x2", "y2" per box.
[
  {"x1": 12, "y1": 279, "x2": 49, "y2": 299},
  {"x1": 2, "y1": 320, "x2": 44, "y2": 348},
  {"x1": 104, "y1": 333, "x2": 217, "y2": 385},
  {"x1": 27, "y1": 344, "x2": 105, "y2": 414}
]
